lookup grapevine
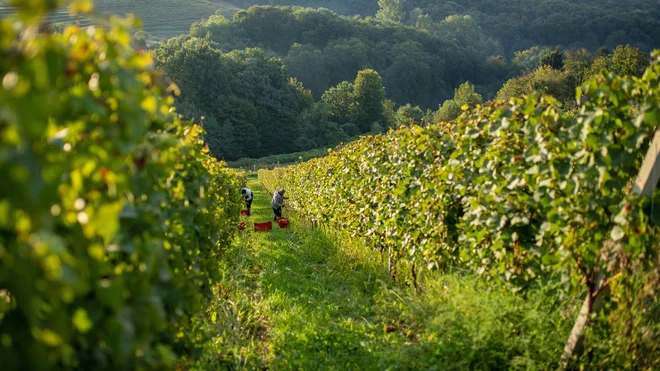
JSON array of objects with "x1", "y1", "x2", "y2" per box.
[
  {"x1": 260, "y1": 52, "x2": 660, "y2": 366},
  {"x1": 0, "y1": 1, "x2": 243, "y2": 369}
]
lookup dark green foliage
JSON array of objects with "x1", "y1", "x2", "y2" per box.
[
  {"x1": 527, "y1": 66, "x2": 573, "y2": 102},
  {"x1": 497, "y1": 65, "x2": 573, "y2": 103},
  {"x1": 513, "y1": 46, "x2": 553, "y2": 72},
  {"x1": 563, "y1": 48, "x2": 595, "y2": 85},
  {"x1": 229, "y1": 0, "x2": 378, "y2": 16},
  {"x1": 189, "y1": 14, "x2": 251, "y2": 52},
  {"x1": 155, "y1": 27, "x2": 395, "y2": 160},
  {"x1": 589, "y1": 54, "x2": 612, "y2": 75},
  {"x1": 419, "y1": 14, "x2": 504, "y2": 58},
  {"x1": 319, "y1": 70, "x2": 390, "y2": 134},
  {"x1": 376, "y1": 0, "x2": 403, "y2": 23},
  {"x1": 321, "y1": 81, "x2": 355, "y2": 125},
  {"x1": 155, "y1": 39, "x2": 327, "y2": 160},
  {"x1": 190, "y1": 6, "x2": 510, "y2": 109},
  {"x1": 155, "y1": 3, "x2": 656, "y2": 161},
  {"x1": 395, "y1": 103, "x2": 424, "y2": 127},
  {"x1": 230, "y1": 0, "x2": 660, "y2": 56},
  {"x1": 353, "y1": 69, "x2": 386, "y2": 132},
  {"x1": 435, "y1": 99, "x2": 462, "y2": 122},
  {"x1": 453, "y1": 81, "x2": 484, "y2": 107},
  {"x1": 596, "y1": 46, "x2": 610, "y2": 57},
  {"x1": 342, "y1": 123, "x2": 361, "y2": 137},
  {"x1": 130, "y1": 30, "x2": 147, "y2": 49},
  {"x1": 228, "y1": 147, "x2": 338, "y2": 169},
  {"x1": 541, "y1": 47, "x2": 563, "y2": 70}
]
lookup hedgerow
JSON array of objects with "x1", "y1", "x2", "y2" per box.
[{"x1": 0, "y1": 1, "x2": 242, "y2": 369}]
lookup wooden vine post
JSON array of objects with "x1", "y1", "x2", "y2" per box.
[
  {"x1": 561, "y1": 127, "x2": 660, "y2": 367},
  {"x1": 633, "y1": 127, "x2": 660, "y2": 196}
]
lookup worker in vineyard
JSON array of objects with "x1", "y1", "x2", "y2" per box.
[
  {"x1": 241, "y1": 187, "x2": 253, "y2": 216},
  {"x1": 272, "y1": 189, "x2": 287, "y2": 221}
]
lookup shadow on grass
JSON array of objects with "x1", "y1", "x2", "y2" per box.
[
  {"x1": 241, "y1": 179, "x2": 399, "y2": 368},
  {"x1": 205, "y1": 179, "x2": 571, "y2": 370}
]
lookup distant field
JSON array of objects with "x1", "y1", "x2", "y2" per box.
[
  {"x1": 228, "y1": 147, "x2": 333, "y2": 170},
  {"x1": 0, "y1": 0, "x2": 241, "y2": 40}
]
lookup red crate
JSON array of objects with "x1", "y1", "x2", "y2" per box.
[
  {"x1": 254, "y1": 222, "x2": 272, "y2": 232},
  {"x1": 238, "y1": 221, "x2": 246, "y2": 231},
  {"x1": 241, "y1": 210, "x2": 249, "y2": 216},
  {"x1": 278, "y1": 219, "x2": 290, "y2": 229}
]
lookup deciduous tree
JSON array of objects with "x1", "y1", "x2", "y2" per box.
[{"x1": 353, "y1": 69, "x2": 386, "y2": 133}]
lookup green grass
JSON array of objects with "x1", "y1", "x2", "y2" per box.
[
  {"x1": 0, "y1": 0, "x2": 241, "y2": 40},
  {"x1": 188, "y1": 180, "x2": 577, "y2": 370}
]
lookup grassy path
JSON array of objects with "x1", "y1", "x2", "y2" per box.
[{"x1": 195, "y1": 178, "x2": 571, "y2": 370}]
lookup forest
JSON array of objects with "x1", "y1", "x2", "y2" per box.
[
  {"x1": 230, "y1": 0, "x2": 660, "y2": 55},
  {"x1": 185, "y1": 6, "x2": 508, "y2": 106},
  {"x1": 154, "y1": 3, "x2": 653, "y2": 161}
]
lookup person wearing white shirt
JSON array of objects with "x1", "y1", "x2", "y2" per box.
[{"x1": 241, "y1": 188, "x2": 253, "y2": 216}]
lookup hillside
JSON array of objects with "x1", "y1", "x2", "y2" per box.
[
  {"x1": 158, "y1": 5, "x2": 653, "y2": 162},
  {"x1": 231, "y1": 0, "x2": 660, "y2": 55},
  {"x1": 0, "y1": 0, "x2": 241, "y2": 40},
  {"x1": 154, "y1": 6, "x2": 514, "y2": 160},
  {"x1": 187, "y1": 6, "x2": 510, "y2": 108}
]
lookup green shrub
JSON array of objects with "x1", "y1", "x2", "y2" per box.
[{"x1": 0, "y1": 1, "x2": 242, "y2": 369}]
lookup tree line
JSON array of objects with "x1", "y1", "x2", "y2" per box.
[
  {"x1": 155, "y1": 36, "x2": 402, "y2": 160},
  {"x1": 228, "y1": 0, "x2": 660, "y2": 56},
  {"x1": 187, "y1": 6, "x2": 511, "y2": 107},
  {"x1": 154, "y1": 4, "x2": 654, "y2": 162},
  {"x1": 497, "y1": 45, "x2": 650, "y2": 104},
  {"x1": 154, "y1": 5, "x2": 515, "y2": 160}
]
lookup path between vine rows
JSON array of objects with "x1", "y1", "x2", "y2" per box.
[
  {"x1": 218, "y1": 178, "x2": 405, "y2": 369},
  {"x1": 210, "y1": 178, "x2": 568, "y2": 369}
]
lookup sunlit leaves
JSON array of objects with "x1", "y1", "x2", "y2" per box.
[
  {"x1": 0, "y1": 1, "x2": 243, "y2": 370},
  {"x1": 260, "y1": 51, "x2": 660, "y2": 294}
]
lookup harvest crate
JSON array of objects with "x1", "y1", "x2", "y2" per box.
[
  {"x1": 238, "y1": 221, "x2": 246, "y2": 231},
  {"x1": 241, "y1": 209, "x2": 249, "y2": 216},
  {"x1": 254, "y1": 222, "x2": 272, "y2": 232},
  {"x1": 277, "y1": 218, "x2": 290, "y2": 229}
]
